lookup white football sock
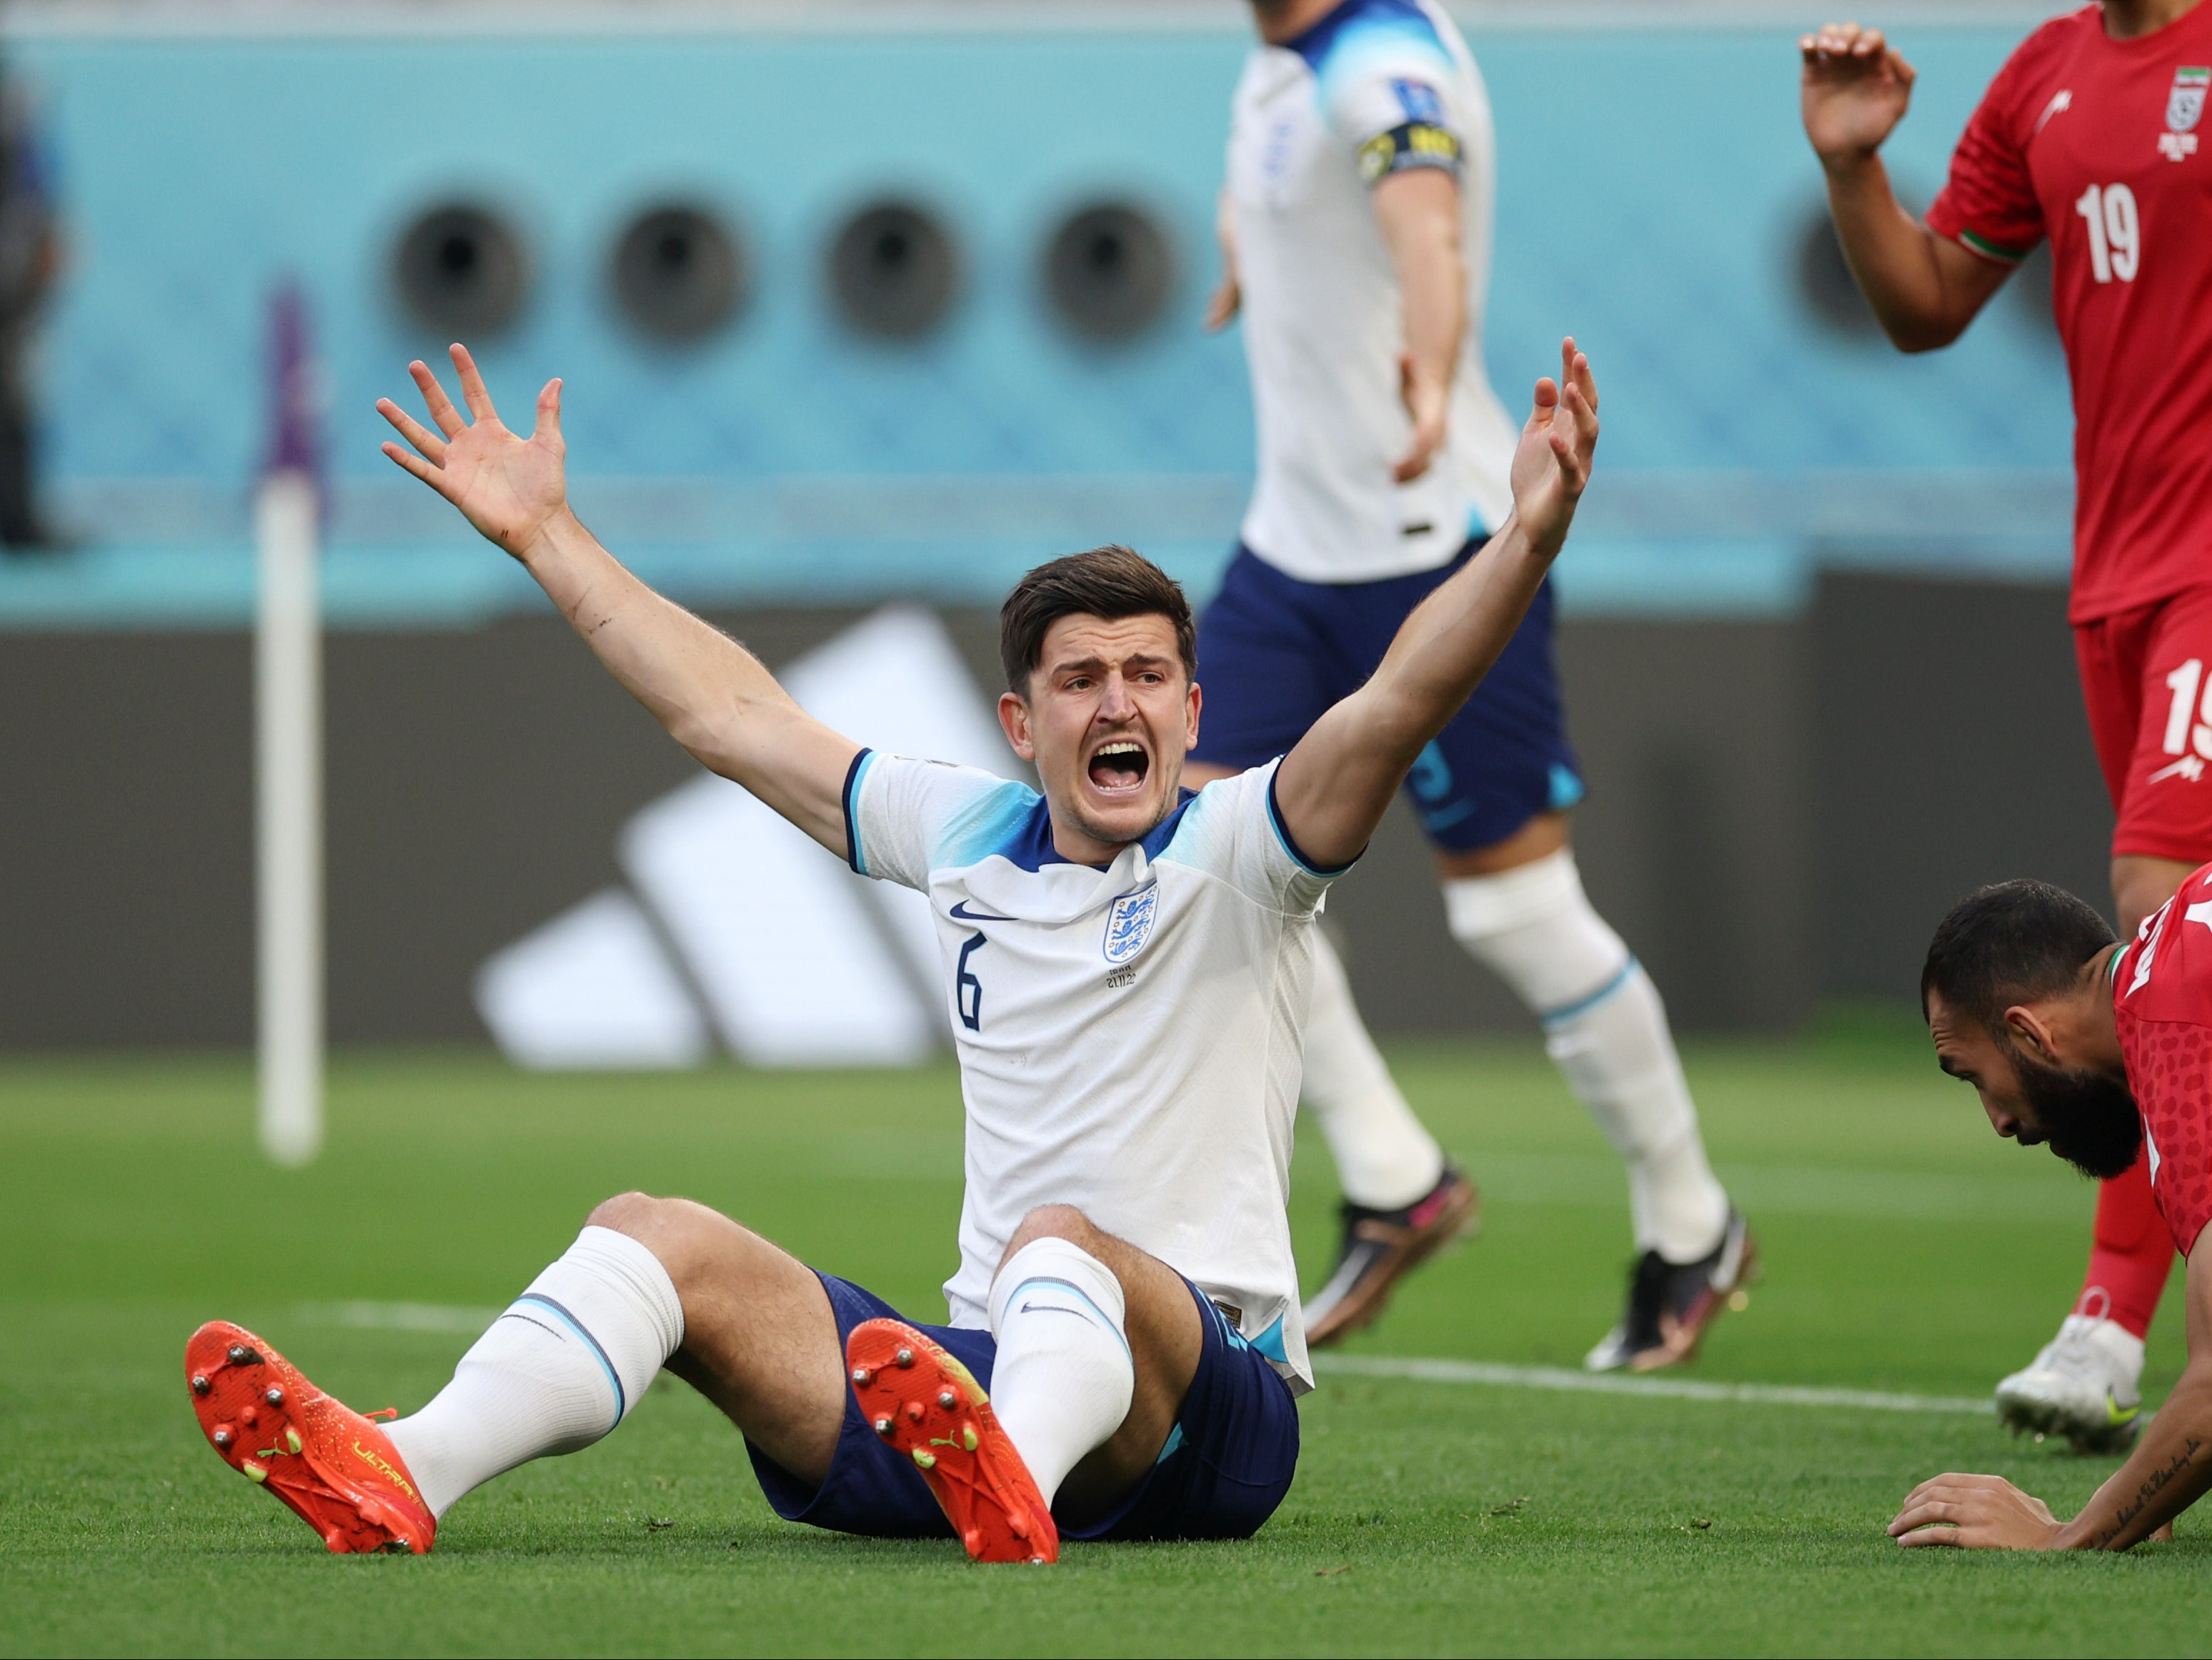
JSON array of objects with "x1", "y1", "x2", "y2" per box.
[
  {"x1": 1300, "y1": 929, "x2": 1446, "y2": 1210},
  {"x1": 1445, "y1": 849, "x2": 1730, "y2": 1263},
  {"x1": 384, "y1": 1225, "x2": 684, "y2": 1519},
  {"x1": 985, "y1": 1237, "x2": 1135, "y2": 1510}
]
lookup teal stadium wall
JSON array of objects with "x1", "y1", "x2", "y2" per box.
[{"x1": 0, "y1": 7, "x2": 2113, "y2": 1046}]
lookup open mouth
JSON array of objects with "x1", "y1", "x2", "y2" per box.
[{"x1": 1087, "y1": 739, "x2": 1150, "y2": 795}]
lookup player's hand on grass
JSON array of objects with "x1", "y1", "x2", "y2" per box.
[
  {"x1": 1800, "y1": 22, "x2": 1916, "y2": 169},
  {"x1": 1888, "y1": 1472, "x2": 2064, "y2": 1550},
  {"x1": 1393, "y1": 355, "x2": 1449, "y2": 484},
  {"x1": 378, "y1": 344, "x2": 568, "y2": 561},
  {"x1": 1506, "y1": 337, "x2": 1598, "y2": 560}
]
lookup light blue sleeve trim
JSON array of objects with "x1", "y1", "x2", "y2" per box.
[
  {"x1": 842, "y1": 748, "x2": 878, "y2": 877},
  {"x1": 1312, "y1": 15, "x2": 1457, "y2": 119},
  {"x1": 935, "y1": 779, "x2": 1043, "y2": 871},
  {"x1": 1266, "y1": 766, "x2": 1359, "y2": 878}
]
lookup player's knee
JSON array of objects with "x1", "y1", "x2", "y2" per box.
[
  {"x1": 586, "y1": 1190, "x2": 663, "y2": 1235},
  {"x1": 1005, "y1": 1203, "x2": 1100, "y2": 1261},
  {"x1": 584, "y1": 1192, "x2": 724, "y2": 1283}
]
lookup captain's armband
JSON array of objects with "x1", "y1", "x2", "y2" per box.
[{"x1": 1357, "y1": 121, "x2": 1463, "y2": 186}]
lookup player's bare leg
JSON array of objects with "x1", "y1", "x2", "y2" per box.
[
  {"x1": 581, "y1": 1193, "x2": 847, "y2": 1483},
  {"x1": 1437, "y1": 814, "x2": 1749, "y2": 1371},
  {"x1": 1997, "y1": 854, "x2": 2194, "y2": 1451}
]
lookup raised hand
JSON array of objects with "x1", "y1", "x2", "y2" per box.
[
  {"x1": 1888, "y1": 1472, "x2": 2063, "y2": 1550},
  {"x1": 378, "y1": 344, "x2": 567, "y2": 560},
  {"x1": 1800, "y1": 21, "x2": 1917, "y2": 167},
  {"x1": 1507, "y1": 337, "x2": 1598, "y2": 558}
]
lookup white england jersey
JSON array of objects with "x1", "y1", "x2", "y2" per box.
[
  {"x1": 845, "y1": 751, "x2": 1344, "y2": 1392},
  {"x1": 1227, "y1": 0, "x2": 1519, "y2": 584}
]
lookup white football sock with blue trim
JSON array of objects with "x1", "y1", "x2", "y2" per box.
[
  {"x1": 1445, "y1": 849, "x2": 1729, "y2": 1263},
  {"x1": 384, "y1": 1226, "x2": 684, "y2": 1519},
  {"x1": 1300, "y1": 928, "x2": 1446, "y2": 1210},
  {"x1": 986, "y1": 1237, "x2": 1135, "y2": 1509}
]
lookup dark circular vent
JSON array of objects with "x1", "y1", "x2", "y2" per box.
[
  {"x1": 610, "y1": 203, "x2": 747, "y2": 342},
  {"x1": 828, "y1": 200, "x2": 959, "y2": 340},
  {"x1": 393, "y1": 203, "x2": 530, "y2": 337},
  {"x1": 1043, "y1": 202, "x2": 1175, "y2": 342},
  {"x1": 1794, "y1": 206, "x2": 1881, "y2": 338}
]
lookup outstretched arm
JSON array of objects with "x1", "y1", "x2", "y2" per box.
[
  {"x1": 1799, "y1": 21, "x2": 2008, "y2": 352},
  {"x1": 1889, "y1": 1219, "x2": 2212, "y2": 1551},
  {"x1": 1271, "y1": 339, "x2": 1598, "y2": 870},
  {"x1": 378, "y1": 346, "x2": 860, "y2": 855}
]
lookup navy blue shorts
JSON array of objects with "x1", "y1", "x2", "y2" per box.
[
  {"x1": 1192, "y1": 539, "x2": 1583, "y2": 852},
  {"x1": 746, "y1": 1271, "x2": 1299, "y2": 1543}
]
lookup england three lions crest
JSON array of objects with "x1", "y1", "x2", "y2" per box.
[
  {"x1": 1102, "y1": 885, "x2": 1159, "y2": 965},
  {"x1": 2171, "y1": 66, "x2": 2208, "y2": 133}
]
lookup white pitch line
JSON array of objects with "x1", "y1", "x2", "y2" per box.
[
  {"x1": 304, "y1": 1303, "x2": 1990, "y2": 1418},
  {"x1": 1317, "y1": 1353, "x2": 1991, "y2": 1416},
  {"x1": 298, "y1": 1301, "x2": 501, "y2": 1335}
]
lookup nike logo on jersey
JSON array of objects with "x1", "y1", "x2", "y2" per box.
[
  {"x1": 2034, "y1": 88, "x2": 2073, "y2": 135},
  {"x1": 949, "y1": 902, "x2": 1015, "y2": 921}
]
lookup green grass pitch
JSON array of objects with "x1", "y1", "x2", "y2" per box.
[{"x1": 7, "y1": 1020, "x2": 2212, "y2": 1656}]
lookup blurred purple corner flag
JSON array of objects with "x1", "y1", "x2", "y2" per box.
[{"x1": 264, "y1": 280, "x2": 321, "y2": 487}]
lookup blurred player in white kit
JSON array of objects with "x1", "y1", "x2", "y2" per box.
[{"x1": 1203, "y1": 0, "x2": 1753, "y2": 1368}]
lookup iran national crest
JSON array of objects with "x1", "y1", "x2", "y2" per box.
[
  {"x1": 2170, "y1": 66, "x2": 2208, "y2": 134},
  {"x1": 1102, "y1": 885, "x2": 1159, "y2": 965}
]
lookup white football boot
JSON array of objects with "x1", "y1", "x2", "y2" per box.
[{"x1": 1994, "y1": 1314, "x2": 2146, "y2": 1454}]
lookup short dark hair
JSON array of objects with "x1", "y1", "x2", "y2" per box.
[
  {"x1": 998, "y1": 545, "x2": 1197, "y2": 696},
  {"x1": 1920, "y1": 879, "x2": 2117, "y2": 1030}
]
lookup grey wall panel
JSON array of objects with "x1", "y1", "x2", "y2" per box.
[
  {"x1": 1317, "y1": 616, "x2": 1810, "y2": 1035},
  {"x1": 0, "y1": 633, "x2": 253, "y2": 1046},
  {"x1": 1561, "y1": 617, "x2": 1813, "y2": 1033},
  {"x1": 1810, "y1": 571, "x2": 2112, "y2": 1001}
]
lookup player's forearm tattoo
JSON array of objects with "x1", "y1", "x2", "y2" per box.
[{"x1": 2097, "y1": 1436, "x2": 2203, "y2": 1547}]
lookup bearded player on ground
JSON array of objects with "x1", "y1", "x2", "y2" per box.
[
  {"x1": 176, "y1": 337, "x2": 1596, "y2": 1561},
  {"x1": 1803, "y1": 0, "x2": 2212, "y2": 1451},
  {"x1": 1204, "y1": 0, "x2": 1750, "y2": 1372},
  {"x1": 1903, "y1": 872, "x2": 2212, "y2": 1549}
]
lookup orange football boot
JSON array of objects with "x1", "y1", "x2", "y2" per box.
[
  {"x1": 184, "y1": 1320, "x2": 435, "y2": 1555},
  {"x1": 845, "y1": 1317, "x2": 1058, "y2": 1564}
]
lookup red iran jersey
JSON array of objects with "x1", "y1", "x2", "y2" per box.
[
  {"x1": 2112, "y1": 861, "x2": 2212, "y2": 1254},
  {"x1": 1927, "y1": 3, "x2": 2212, "y2": 625}
]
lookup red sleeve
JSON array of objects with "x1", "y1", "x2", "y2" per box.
[
  {"x1": 2129, "y1": 1018, "x2": 2212, "y2": 1256},
  {"x1": 1924, "y1": 29, "x2": 2052, "y2": 264}
]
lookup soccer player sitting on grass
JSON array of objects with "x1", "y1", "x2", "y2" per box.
[
  {"x1": 1905, "y1": 873, "x2": 2212, "y2": 1549},
  {"x1": 180, "y1": 337, "x2": 1600, "y2": 1562}
]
